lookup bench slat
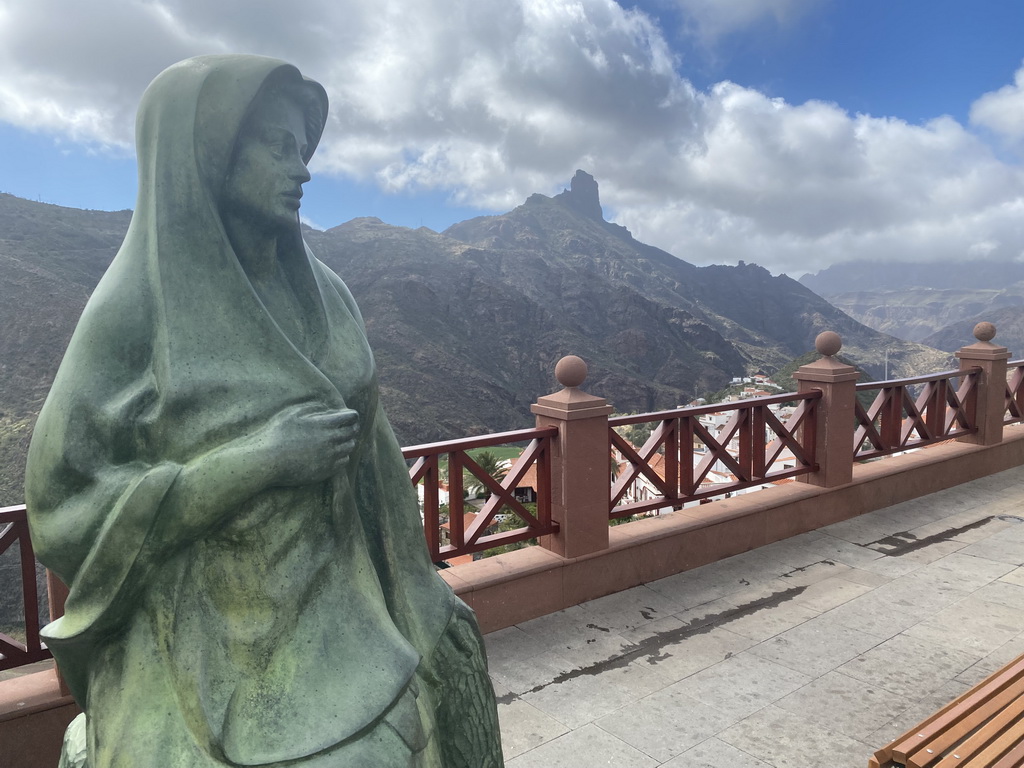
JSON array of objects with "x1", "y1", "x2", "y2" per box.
[
  {"x1": 990, "y1": 735, "x2": 1024, "y2": 768},
  {"x1": 954, "y1": 712, "x2": 1024, "y2": 768},
  {"x1": 873, "y1": 653, "x2": 1024, "y2": 768},
  {"x1": 902, "y1": 679, "x2": 1024, "y2": 766}
]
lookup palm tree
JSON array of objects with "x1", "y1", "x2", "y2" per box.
[{"x1": 465, "y1": 450, "x2": 508, "y2": 498}]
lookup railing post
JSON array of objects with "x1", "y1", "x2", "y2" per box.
[
  {"x1": 794, "y1": 332, "x2": 860, "y2": 487},
  {"x1": 956, "y1": 321, "x2": 1010, "y2": 446},
  {"x1": 45, "y1": 570, "x2": 72, "y2": 697},
  {"x1": 531, "y1": 355, "x2": 613, "y2": 559}
]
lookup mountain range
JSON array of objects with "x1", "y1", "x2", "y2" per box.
[
  {"x1": 801, "y1": 260, "x2": 1024, "y2": 354},
  {"x1": 0, "y1": 172, "x2": 946, "y2": 502}
]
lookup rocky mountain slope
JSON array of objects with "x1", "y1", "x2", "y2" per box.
[
  {"x1": 923, "y1": 305, "x2": 1024, "y2": 356},
  {"x1": 0, "y1": 175, "x2": 945, "y2": 502},
  {"x1": 801, "y1": 260, "x2": 1024, "y2": 344}
]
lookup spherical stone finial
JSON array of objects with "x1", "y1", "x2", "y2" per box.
[
  {"x1": 974, "y1": 321, "x2": 997, "y2": 343},
  {"x1": 555, "y1": 355, "x2": 588, "y2": 388},
  {"x1": 815, "y1": 331, "x2": 842, "y2": 357}
]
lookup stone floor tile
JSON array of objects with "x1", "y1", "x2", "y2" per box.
[
  {"x1": 999, "y1": 566, "x2": 1024, "y2": 587},
  {"x1": 955, "y1": 631, "x2": 1024, "y2": 686},
  {"x1": 957, "y1": 534, "x2": 1024, "y2": 565},
  {"x1": 498, "y1": 698, "x2": 570, "y2": 760},
  {"x1": 864, "y1": 679, "x2": 971, "y2": 750},
  {"x1": 717, "y1": 598, "x2": 819, "y2": 642},
  {"x1": 485, "y1": 626, "x2": 579, "y2": 695},
  {"x1": 748, "y1": 535, "x2": 834, "y2": 571},
  {"x1": 875, "y1": 498, "x2": 959, "y2": 528},
  {"x1": 822, "y1": 592, "x2": 932, "y2": 640},
  {"x1": 905, "y1": 551, "x2": 1017, "y2": 591},
  {"x1": 968, "y1": 580, "x2": 1024, "y2": 611},
  {"x1": 839, "y1": 567, "x2": 894, "y2": 588},
  {"x1": 774, "y1": 558, "x2": 853, "y2": 587},
  {"x1": 909, "y1": 514, "x2": 1014, "y2": 545},
  {"x1": 774, "y1": 670, "x2": 909, "y2": 741},
  {"x1": 746, "y1": 615, "x2": 884, "y2": 679},
  {"x1": 786, "y1": 575, "x2": 875, "y2": 613},
  {"x1": 852, "y1": 553, "x2": 929, "y2": 578},
  {"x1": 661, "y1": 737, "x2": 772, "y2": 767},
  {"x1": 822, "y1": 513, "x2": 908, "y2": 545},
  {"x1": 514, "y1": 609, "x2": 640, "y2": 669},
  {"x1": 668, "y1": 596, "x2": 740, "y2": 631},
  {"x1": 646, "y1": 567, "x2": 748, "y2": 608},
  {"x1": 595, "y1": 685, "x2": 736, "y2": 762},
  {"x1": 618, "y1": 614, "x2": 687, "y2": 645},
  {"x1": 837, "y1": 632, "x2": 984, "y2": 699},
  {"x1": 505, "y1": 723, "x2": 659, "y2": 768},
  {"x1": 630, "y1": 626, "x2": 755, "y2": 683},
  {"x1": 574, "y1": 584, "x2": 686, "y2": 633},
  {"x1": 903, "y1": 595, "x2": 1024, "y2": 655},
  {"x1": 520, "y1": 659, "x2": 668, "y2": 729},
  {"x1": 718, "y1": 705, "x2": 875, "y2": 768},
  {"x1": 670, "y1": 652, "x2": 812, "y2": 720},
  {"x1": 878, "y1": 539, "x2": 967, "y2": 565},
  {"x1": 871, "y1": 572, "x2": 973, "y2": 614},
  {"x1": 797, "y1": 536, "x2": 891, "y2": 569}
]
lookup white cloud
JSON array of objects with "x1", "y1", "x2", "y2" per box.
[
  {"x1": 1, "y1": 0, "x2": 1023, "y2": 276},
  {"x1": 970, "y1": 62, "x2": 1024, "y2": 143},
  {"x1": 670, "y1": 0, "x2": 827, "y2": 43}
]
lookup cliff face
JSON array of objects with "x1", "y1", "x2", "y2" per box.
[
  {"x1": 0, "y1": 175, "x2": 944, "y2": 499},
  {"x1": 801, "y1": 259, "x2": 1024, "y2": 346}
]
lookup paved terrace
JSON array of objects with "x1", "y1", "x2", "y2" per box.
[{"x1": 487, "y1": 464, "x2": 1024, "y2": 768}]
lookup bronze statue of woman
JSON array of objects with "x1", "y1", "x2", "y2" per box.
[{"x1": 25, "y1": 54, "x2": 503, "y2": 768}]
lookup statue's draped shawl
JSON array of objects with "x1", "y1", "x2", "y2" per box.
[{"x1": 26, "y1": 55, "x2": 455, "y2": 765}]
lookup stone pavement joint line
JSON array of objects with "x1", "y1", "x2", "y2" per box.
[{"x1": 486, "y1": 464, "x2": 1024, "y2": 767}]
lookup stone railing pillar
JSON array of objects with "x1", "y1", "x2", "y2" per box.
[
  {"x1": 794, "y1": 332, "x2": 860, "y2": 488},
  {"x1": 956, "y1": 322, "x2": 1010, "y2": 446},
  {"x1": 531, "y1": 356, "x2": 613, "y2": 559}
]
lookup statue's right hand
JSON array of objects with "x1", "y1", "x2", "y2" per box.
[{"x1": 258, "y1": 403, "x2": 360, "y2": 486}]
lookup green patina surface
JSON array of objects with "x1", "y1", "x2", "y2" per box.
[{"x1": 27, "y1": 55, "x2": 502, "y2": 768}]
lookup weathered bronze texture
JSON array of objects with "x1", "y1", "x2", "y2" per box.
[{"x1": 24, "y1": 55, "x2": 502, "y2": 768}]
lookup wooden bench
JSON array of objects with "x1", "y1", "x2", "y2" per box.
[{"x1": 870, "y1": 652, "x2": 1024, "y2": 768}]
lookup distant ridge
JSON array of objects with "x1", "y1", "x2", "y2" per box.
[{"x1": 0, "y1": 179, "x2": 945, "y2": 501}]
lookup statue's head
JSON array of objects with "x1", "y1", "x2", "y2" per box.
[
  {"x1": 221, "y1": 73, "x2": 322, "y2": 233},
  {"x1": 134, "y1": 55, "x2": 328, "y2": 225}
]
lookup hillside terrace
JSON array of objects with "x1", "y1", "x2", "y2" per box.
[{"x1": 4, "y1": 325, "x2": 1024, "y2": 766}]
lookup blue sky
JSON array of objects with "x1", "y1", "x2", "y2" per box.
[{"x1": 2, "y1": 0, "x2": 1024, "y2": 274}]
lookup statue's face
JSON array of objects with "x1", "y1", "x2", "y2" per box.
[{"x1": 222, "y1": 92, "x2": 311, "y2": 233}]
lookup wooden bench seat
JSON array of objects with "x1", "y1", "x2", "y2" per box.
[{"x1": 870, "y1": 652, "x2": 1024, "y2": 768}]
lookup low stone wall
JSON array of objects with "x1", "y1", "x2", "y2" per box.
[
  {"x1": 0, "y1": 667, "x2": 78, "y2": 768},
  {"x1": 442, "y1": 427, "x2": 1024, "y2": 633}
]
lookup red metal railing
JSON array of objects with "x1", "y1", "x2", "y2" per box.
[
  {"x1": 403, "y1": 427, "x2": 558, "y2": 563},
  {"x1": 854, "y1": 368, "x2": 979, "y2": 459},
  {"x1": 0, "y1": 505, "x2": 50, "y2": 670},
  {"x1": 609, "y1": 391, "x2": 820, "y2": 519},
  {"x1": 1005, "y1": 360, "x2": 1024, "y2": 424}
]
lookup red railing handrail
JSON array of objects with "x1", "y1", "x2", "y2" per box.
[
  {"x1": 609, "y1": 390, "x2": 820, "y2": 426},
  {"x1": 403, "y1": 426, "x2": 558, "y2": 563},
  {"x1": 1005, "y1": 361, "x2": 1024, "y2": 424},
  {"x1": 855, "y1": 366, "x2": 980, "y2": 390},
  {"x1": 0, "y1": 504, "x2": 51, "y2": 671},
  {"x1": 853, "y1": 367, "x2": 980, "y2": 460},
  {"x1": 609, "y1": 390, "x2": 821, "y2": 518},
  {"x1": 402, "y1": 426, "x2": 558, "y2": 457}
]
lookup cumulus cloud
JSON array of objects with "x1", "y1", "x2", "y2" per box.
[
  {"x1": 1, "y1": 0, "x2": 1023, "y2": 276},
  {"x1": 970, "y1": 62, "x2": 1024, "y2": 143},
  {"x1": 669, "y1": 0, "x2": 827, "y2": 44}
]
